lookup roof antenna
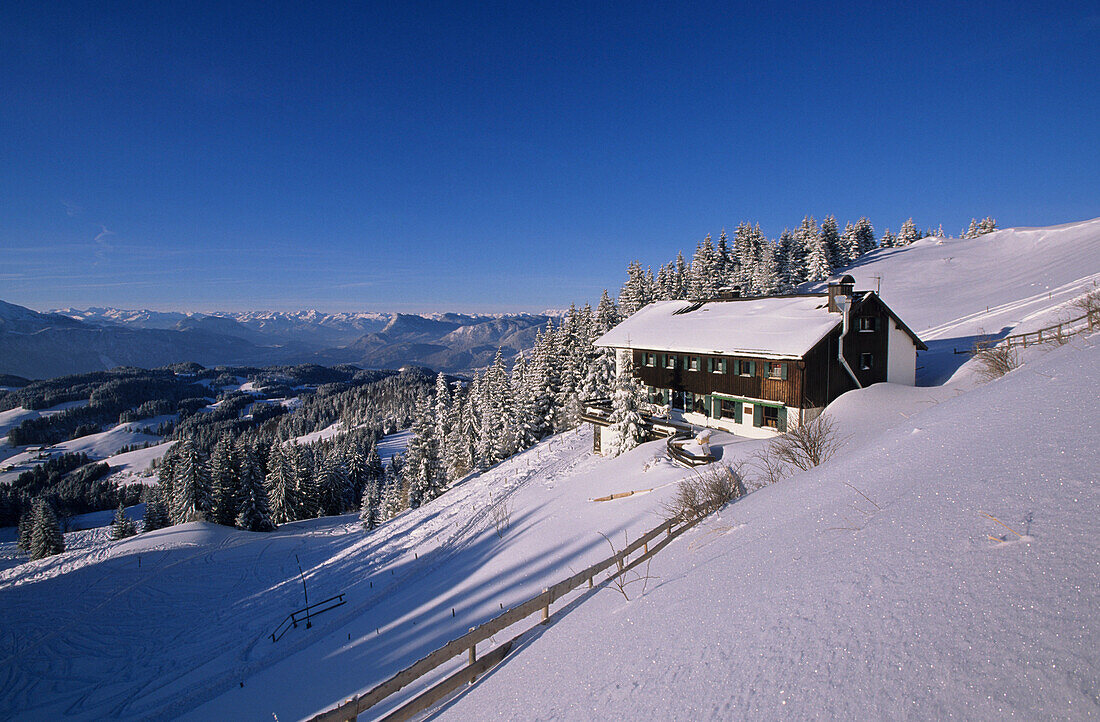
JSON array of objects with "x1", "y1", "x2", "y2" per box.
[{"x1": 872, "y1": 275, "x2": 882, "y2": 294}]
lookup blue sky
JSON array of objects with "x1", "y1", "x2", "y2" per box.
[{"x1": 2, "y1": 1, "x2": 1098, "y2": 313}]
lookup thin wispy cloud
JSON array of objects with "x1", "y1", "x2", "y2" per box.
[
  {"x1": 92, "y1": 225, "x2": 115, "y2": 263},
  {"x1": 61, "y1": 200, "x2": 83, "y2": 217}
]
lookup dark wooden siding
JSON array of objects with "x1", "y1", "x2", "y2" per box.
[
  {"x1": 632, "y1": 350, "x2": 803, "y2": 407},
  {"x1": 801, "y1": 295, "x2": 891, "y2": 408}
]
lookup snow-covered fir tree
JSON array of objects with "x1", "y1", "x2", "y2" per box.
[
  {"x1": 265, "y1": 442, "x2": 297, "y2": 525},
  {"x1": 820, "y1": 215, "x2": 841, "y2": 269},
  {"x1": 854, "y1": 217, "x2": 876, "y2": 256},
  {"x1": 805, "y1": 234, "x2": 833, "y2": 282},
  {"x1": 606, "y1": 354, "x2": 649, "y2": 457},
  {"x1": 209, "y1": 436, "x2": 241, "y2": 526},
  {"x1": 898, "y1": 217, "x2": 921, "y2": 246},
  {"x1": 29, "y1": 497, "x2": 64, "y2": 560},
  {"x1": 236, "y1": 444, "x2": 275, "y2": 532},
  {"x1": 404, "y1": 395, "x2": 445, "y2": 508},
  {"x1": 141, "y1": 489, "x2": 171, "y2": 532},
  {"x1": 171, "y1": 439, "x2": 211, "y2": 523},
  {"x1": 978, "y1": 216, "x2": 997, "y2": 235},
  {"x1": 315, "y1": 448, "x2": 351, "y2": 516},
  {"x1": 880, "y1": 228, "x2": 896, "y2": 248},
  {"x1": 111, "y1": 503, "x2": 137, "y2": 540}
]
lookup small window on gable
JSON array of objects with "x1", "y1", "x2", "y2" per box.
[
  {"x1": 858, "y1": 316, "x2": 877, "y2": 332},
  {"x1": 860, "y1": 352, "x2": 874, "y2": 370}
]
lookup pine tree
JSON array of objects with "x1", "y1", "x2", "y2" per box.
[
  {"x1": 752, "y1": 242, "x2": 780, "y2": 295},
  {"x1": 29, "y1": 498, "x2": 64, "y2": 560},
  {"x1": 236, "y1": 444, "x2": 275, "y2": 531},
  {"x1": 854, "y1": 217, "x2": 876, "y2": 256},
  {"x1": 111, "y1": 503, "x2": 137, "y2": 540},
  {"x1": 978, "y1": 216, "x2": 998, "y2": 235},
  {"x1": 17, "y1": 510, "x2": 33, "y2": 553},
  {"x1": 381, "y1": 457, "x2": 406, "y2": 520},
  {"x1": 715, "y1": 228, "x2": 732, "y2": 287},
  {"x1": 965, "y1": 218, "x2": 980, "y2": 238},
  {"x1": 805, "y1": 235, "x2": 832, "y2": 282},
  {"x1": 209, "y1": 436, "x2": 241, "y2": 526},
  {"x1": 141, "y1": 488, "x2": 171, "y2": 532},
  {"x1": 265, "y1": 442, "x2": 298, "y2": 525},
  {"x1": 880, "y1": 228, "x2": 896, "y2": 248},
  {"x1": 776, "y1": 229, "x2": 797, "y2": 291},
  {"x1": 820, "y1": 215, "x2": 841, "y2": 269},
  {"x1": 619, "y1": 261, "x2": 653, "y2": 316},
  {"x1": 315, "y1": 449, "x2": 351, "y2": 516},
  {"x1": 171, "y1": 439, "x2": 211, "y2": 524},
  {"x1": 898, "y1": 217, "x2": 920, "y2": 246},
  {"x1": 292, "y1": 445, "x2": 319, "y2": 519},
  {"x1": 837, "y1": 221, "x2": 856, "y2": 266},
  {"x1": 404, "y1": 395, "x2": 445, "y2": 508},
  {"x1": 359, "y1": 476, "x2": 381, "y2": 530},
  {"x1": 606, "y1": 355, "x2": 648, "y2": 456}
]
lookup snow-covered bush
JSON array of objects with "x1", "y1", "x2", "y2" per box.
[
  {"x1": 751, "y1": 415, "x2": 841, "y2": 486},
  {"x1": 974, "y1": 344, "x2": 1019, "y2": 381},
  {"x1": 664, "y1": 463, "x2": 745, "y2": 521}
]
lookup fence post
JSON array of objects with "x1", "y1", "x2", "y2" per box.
[{"x1": 541, "y1": 588, "x2": 550, "y2": 623}]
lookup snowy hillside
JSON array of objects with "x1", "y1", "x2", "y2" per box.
[
  {"x1": 437, "y1": 328, "x2": 1100, "y2": 720},
  {"x1": 0, "y1": 218, "x2": 1097, "y2": 720}
]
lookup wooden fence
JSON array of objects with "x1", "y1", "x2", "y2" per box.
[
  {"x1": 974, "y1": 307, "x2": 1099, "y2": 351},
  {"x1": 307, "y1": 511, "x2": 705, "y2": 722}
]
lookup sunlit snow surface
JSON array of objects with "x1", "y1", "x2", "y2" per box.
[{"x1": 0, "y1": 218, "x2": 1098, "y2": 720}]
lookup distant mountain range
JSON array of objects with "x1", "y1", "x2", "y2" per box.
[{"x1": 0, "y1": 301, "x2": 553, "y2": 379}]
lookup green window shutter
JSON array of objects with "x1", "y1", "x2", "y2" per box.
[
  {"x1": 781, "y1": 363, "x2": 788, "y2": 380},
  {"x1": 748, "y1": 361, "x2": 756, "y2": 376},
  {"x1": 734, "y1": 401, "x2": 742, "y2": 423},
  {"x1": 711, "y1": 396, "x2": 721, "y2": 418},
  {"x1": 753, "y1": 404, "x2": 763, "y2": 427},
  {"x1": 707, "y1": 358, "x2": 713, "y2": 373},
  {"x1": 777, "y1": 406, "x2": 788, "y2": 432}
]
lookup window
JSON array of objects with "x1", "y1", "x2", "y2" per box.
[
  {"x1": 762, "y1": 405, "x2": 779, "y2": 428},
  {"x1": 643, "y1": 353, "x2": 656, "y2": 367},
  {"x1": 664, "y1": 354, "x2": 676, "y2": 369},
  {"x1": 711, "y1": 358, "x2": 727, "y2": 374},
  {"x1": 693, "y1": 395, "x2": 707, "y2": 414},
  {"x1": 688, "y1": 356, "x2": 700, "y2": 371},
  {"x1": 671, "y1": 390, "x2": 686, "y2": 411},
  {"x1": 768, "y1": 362, "x2": 785, "y2": 379},
  {"x1": 720, "y1": 399, "x2": 740, "y2": 420},
  {"x1": 860, "y1": 353, "x2": 874, "y2": 370},
  {"x1": 735, "y1": 360, "x2": 755, "y2": 376},
  {"x1": 858, "y1": 316, "x2": 877, "y2": 332}
]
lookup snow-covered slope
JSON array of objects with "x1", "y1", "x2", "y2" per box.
[
  {"x1": 1, "y1": 218, "x2": 1097, "y2": 721},
  {"x1": 436, "y1": 331, "x2": 1100, "y2": 721}
]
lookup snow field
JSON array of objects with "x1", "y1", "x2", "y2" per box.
[{"x1": 435, "y1": 331, "x2": 1100, "y2": 721}]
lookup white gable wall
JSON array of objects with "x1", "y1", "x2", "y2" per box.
[{"x1": 887, "y1": 321, "x2": 918, "y2": 385}]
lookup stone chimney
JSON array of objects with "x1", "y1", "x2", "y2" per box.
[{"x1": 827, "y1": 275, "x2": 855, "y2": 313}]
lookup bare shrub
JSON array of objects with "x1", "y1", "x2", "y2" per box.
[
  {"x1": 1070, "y1": 288, "x2": 1100, "y2": 317},
  {"x1": 488, "y1": 492, "x2": 513, "y2": 539},
  {"x1": 598, "y1": 531, "x2": 660, "y2": 601},
  {"x1": 974, "y1": 343, "x2": 1019, "y2": 381},
  {"x1": 750, "y1": 415, "x2": 842, "y2": 487},
  {"x1": 664, "y1": 463, "x2": 745, "y2": 521}
]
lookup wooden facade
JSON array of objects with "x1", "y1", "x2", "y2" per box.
[{"x1": 630, "y1": 292, "x2": 903, "y2": 414}]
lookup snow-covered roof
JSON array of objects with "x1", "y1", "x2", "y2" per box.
[{"x1": 595, "y1": 295, "x2": 842, "y2": 359}]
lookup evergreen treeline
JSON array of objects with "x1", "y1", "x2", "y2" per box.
[
  {"x1": 618, "y1": 214, "x2": 997, "y2": 313},
  {"x1": 0, "y1": 453, "x2": 132, "y2": 527}
]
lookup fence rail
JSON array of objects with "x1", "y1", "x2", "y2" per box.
[
  {"x1": 308, "y1": 512, "x2": 705, "y2": 722},
  {"x1": 974, "y1": 308, "x2": 1099, "y2": 351},
  {"x1": 271, "y1": 594, "x2": 347, "y2": 643},
  {"x1": 666, "y1": 433, "x2": 716, "y2": 467}
]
